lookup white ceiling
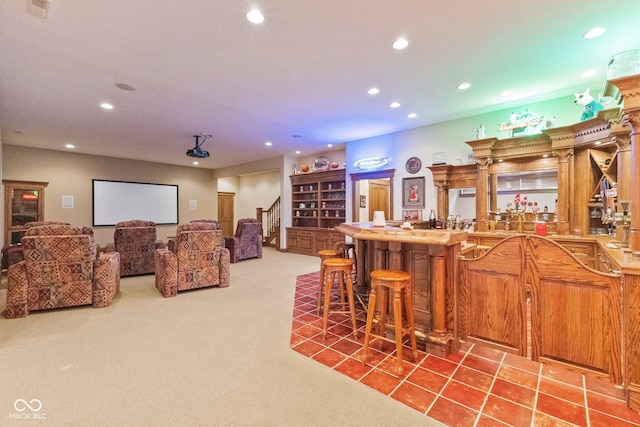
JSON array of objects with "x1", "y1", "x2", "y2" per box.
[{"x1": 2, "y1": 0, "x2": 639, "y2": 170}]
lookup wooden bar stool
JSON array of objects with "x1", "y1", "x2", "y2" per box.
[
  {"x1": 317, "y1": 249, "x2": 342, "y2": 314},
  {"x1": 320, "y1": 257, "x2": 358, "y2": 340},
  {"x1": 335, "y1": 242, "x2": 357, "y2": 281},
  {"x1": 361, "y1": 269, "x2": 418, "y2": 376}
]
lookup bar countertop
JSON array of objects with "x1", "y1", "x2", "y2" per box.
[{"x1": 334, "y1": 222, "x2": 468, "y2": 246}]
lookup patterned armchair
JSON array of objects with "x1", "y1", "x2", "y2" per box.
[
  {"x1": 167, "y1": 219, "x2": 221, "y2": 253},
  {"x1": 155, "y1": 223, "x2": 230, "y2": 297},
  {"x1": 106, "y1": 219, "x2": 164, "y2": 277},
  {"x1": 6, "y1": 224, "x2": 120, "y2": 318},
  {"x1": 224, "y1": 218, "x2": 263, "y2": 263},
  {"x1": 2, "y1": 221, "x2": 70, "y2": 270}
]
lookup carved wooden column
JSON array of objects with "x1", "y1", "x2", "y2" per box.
[
  {"x1": 490, "y1": 173, "x2": 498, "y2": 212},
  {"x1": 424, "y1": 244, "x2": 456, "y2": 357},
  {"x1": 552, "y1": 148, "x2": 573, "y2": 235},
  {"x1": 427, "y1": 165, "x2": 452, "y2": 221},
  {"x1": 610, "y1": 75, "x2": 640, "y2": 251},
  {"x1": 613, "y1": 132, "x2": 632, "y2": 202},
  {"x1": 466, "y1": 139, "x2": 495, "y2": 232},
  {"x1": 474, "y1": 158, "x2": 492, "y2": 232}
]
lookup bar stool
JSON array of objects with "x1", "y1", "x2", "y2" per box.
[
  {"x1": 335, "y1": 242, "x2": 357, "y2": 281},
  {"x1": 317, "y1": 249, "x2": 342, "y2": 314},
  {"x1": 320, "y1": 257, "x2": 358, "y2": 340},
  {"x1": 361, "y1": 269, "x2": 418, "y2": 376}
]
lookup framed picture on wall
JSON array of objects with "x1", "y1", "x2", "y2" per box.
[
  {"x1": 360, "y1": 195, "x2": 367, "y2": 208},
  {"x1": 402, "y1": 177, "x2": 425, "y2": 209},
  {"x1": 402, "y1": 209, "x2": 422, "y2": 221}
]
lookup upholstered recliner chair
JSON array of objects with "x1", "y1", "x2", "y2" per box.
[
  {"x1": 166, "y1": 219, "x2": 221, "y2": 253},
  {"x1": 107, "y1": 219, "x2": 164, "y2": 277},
  {"x1": 224, "y1": 218, "x2": 263, "y2": 263},
  {"x1": 5, "y1": 224, "x2": 120, "y2": 318},
  {"x1": 2, "y1": 221, "x2": 70, "y2": 270},
  {"x1": 155, "y1": 222, "x2": 230, "y2": 298}
]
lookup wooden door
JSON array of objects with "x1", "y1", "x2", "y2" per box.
[
  {"x1": 3, "y1": 180, "x2": 48, "y2": 245},
  {"x1": 217, "y1": 192, "x2": 234, "y2": 236},
  {"x1": 369, "y1": 179, "x2": 390, "y2": 221}
]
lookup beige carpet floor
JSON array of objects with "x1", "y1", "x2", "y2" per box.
[{"x1": 0, "y1": 247, "x2": 443, "y2": 427}]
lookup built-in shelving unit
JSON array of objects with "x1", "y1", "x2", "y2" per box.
[
  {"x1": 587, "y1": 146, "x2": 618, "y2": 234},
  {"x1": 287, "y1": 169, "x2": 346, "y2": 256}
]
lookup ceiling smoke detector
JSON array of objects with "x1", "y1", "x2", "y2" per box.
[{"x1": 186, "y1": 133, "x2": 211, "y2": 158}]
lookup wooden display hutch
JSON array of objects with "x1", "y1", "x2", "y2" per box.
[
  {"x1": 287, "y1": 169, "x2": 346, "y2": 256},
  {"x1": 426, "y1": 74, "x2": 640, "y2": 409},
  {"x1": 428, "y1": 107, "x2": 627, "y2": 237}
]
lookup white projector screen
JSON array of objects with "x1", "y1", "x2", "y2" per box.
[{"x1": 92, "y1": 179, "x2": 179, "y2": 226}]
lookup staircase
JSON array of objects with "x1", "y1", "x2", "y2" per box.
[{"x1": 257, "y1": 197, "x2": 280, "y2": 249}]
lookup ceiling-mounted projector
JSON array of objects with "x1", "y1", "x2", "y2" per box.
[{"x1": 186, "y1": 134, "x2": 211, "y2": 158}]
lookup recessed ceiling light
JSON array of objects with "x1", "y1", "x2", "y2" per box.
[
  {"x1": 65, "y1": 144, "x2": 75, "y2": 149},
  {"x1": 542, "y1": 154, "x2": 549, "y2": 158},
  {"x1": 368, "y1": 87, "x2": 379, "y2": 95},
  {"x1": 408, "y1": 113, "x2": 417, "y2": 118},
  {"x1": 327, "y1": 144, "x2": 333, "y2": 148},
  {"x1": 115, "y1": 83, "x2": 136, "y2": 91},
  {"x1": 498, "y1": 159, "x2": 504, "y2": 162},
  {"x1": 100, "y1": 103, "x2": 114, "y2": 110},
  {"x1": 192, "y1": 161, "x2": 199, "y2": 165},
  {"x1": 246, "y1": 9, "x2": 264, "y2": 24},
  {"x1": 457, "y1": 82, "x2": 471, "y2": 90},
  {"x1": 265, "y1": 141, "x2": 272, "y2": 146},
  {"x1": 392, "y1": 37, "x2": 408, "y2": 50},
  {"x1": 595, "y1": 140, "x2": 602, "y2": 145},
  {"x1": 295, "y1": 150, "x2": 300, "y2": 154},
  {"x1": 390, "y1": 102, "x2": 400, "y2": 108},
  {"x1": 501, "y1": 90, "x2": 513, "y2": 97},
  {"x1": 581, "y1": 69, "x2": 597, "y2": 78},
  {"x1": 583, "y1": 27, "x2": 606, "y2": 39}
]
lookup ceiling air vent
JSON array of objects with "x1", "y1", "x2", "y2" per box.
[{"x1": 26, "y1": 0, "x2": 51, "y2": 19}]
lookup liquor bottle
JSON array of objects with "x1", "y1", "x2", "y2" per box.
[
  {"x1": 429, "y1": 209, "x2": 436, "y2": 229},
  {"x1": 542, "y1": 206, "x2": 549, "y2": 222}
]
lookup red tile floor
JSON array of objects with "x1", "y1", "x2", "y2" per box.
[{"x1": 290, "y1": 272, "x2": 640, "y2": 427}]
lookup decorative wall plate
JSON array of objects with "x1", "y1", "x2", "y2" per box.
[
  {"x1": 405, "y1": 156, "x2": 422, "y2": 174},
  {"x1": 313, "y1": 156, "x2": 330, "y2": 171}
]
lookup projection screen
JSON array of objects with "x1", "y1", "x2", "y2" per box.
[{"x1": 92, "y1": 179, "x2": 179, "y2": 226}]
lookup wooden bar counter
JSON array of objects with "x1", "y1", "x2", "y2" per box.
[
  {"x1": 335, "y1": 222, "x2": 467, "y2": 357},
  {"x1": 463, "y1": 230, "x2": 640, "y2": 410}
]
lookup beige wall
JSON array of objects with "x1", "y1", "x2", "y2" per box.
[
  {"x1": 217, "y1": 172, "x2": 281, "y2": 233},
  {"x1": 237, "y1": 171, "x2": 281, "y2": 221},
  {"x1": 2, "y1": 145, "x2": 217, "y2": 246}
]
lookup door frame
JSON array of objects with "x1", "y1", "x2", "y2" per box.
[
  {"x1": 3, "y1": 180, "x2": 49, "y2": 245},
  {"x1": 350, "y1": 169, "x2": 395, "y2": 222}
]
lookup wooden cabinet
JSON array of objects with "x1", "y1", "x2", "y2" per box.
[
  {"x1": 555, "y1": 238, "x2": 595, "y2": 268},
  {"x1": 595, "y1": 245, "x2": 618, "y2": 273},
  {"x1": 3, "y1": 180, "x2": 48, "y2": 244},
  {"x1": 286, "y1": 228, "x2": 314, "y2": 254},
  {"x1": 286, "y1": 227, "x2": 344, "y2": 256},
  {"x1": 288, "y1": 169, "x2": 346, "y2": 256}
]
